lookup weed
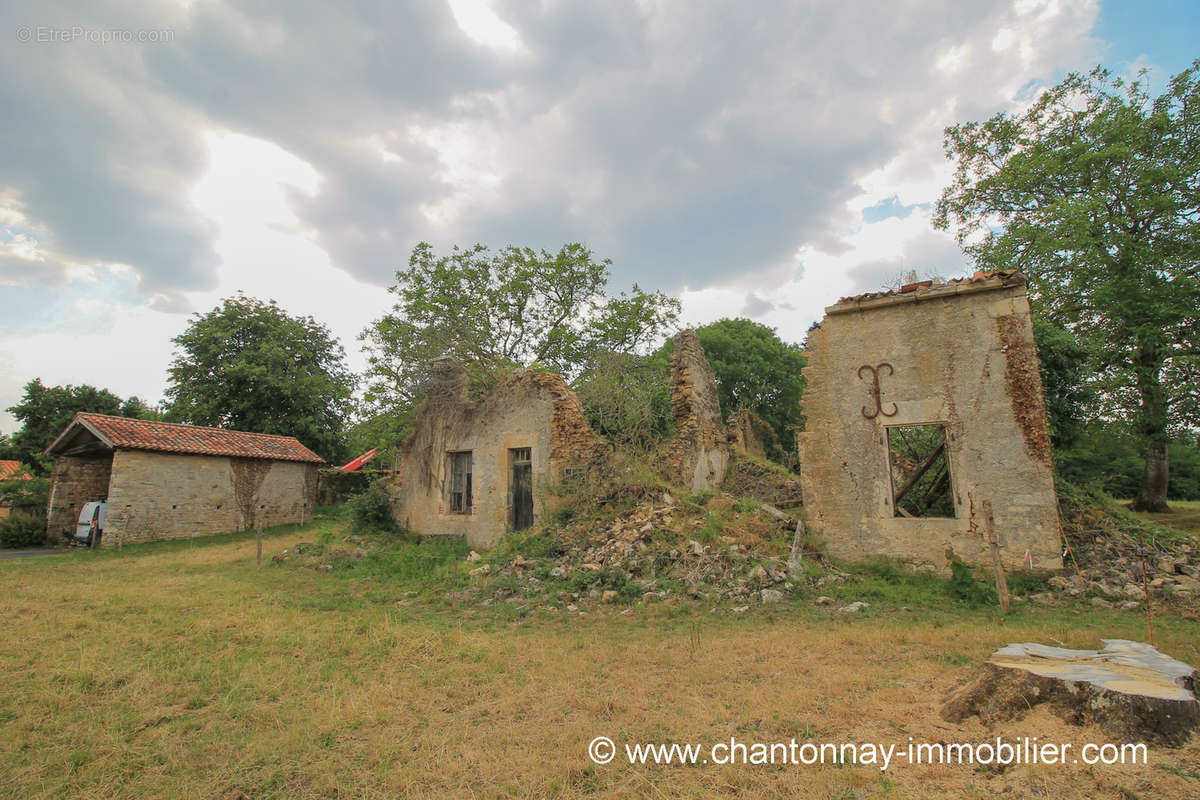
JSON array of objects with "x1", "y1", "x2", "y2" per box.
[{"x1": 948, "y1": 558, "x2": 997, "y2": 606}]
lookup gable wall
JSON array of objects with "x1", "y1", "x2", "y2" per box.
[
  {"x1": 45, "y1": 455, "x2": 114, "y2": 543},
  {"x1": 391, "y1": 371, "x2": 604, "y2": 549},
  {"x1": 798, "y1": 280, "x2": 1062, "y2": 569}
]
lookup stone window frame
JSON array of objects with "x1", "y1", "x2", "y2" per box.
[
  {"x1": 447, "y1": 450, "x2": 473, "y2": 514},
  {"x1": 883, "y1": 421, "x2": 957, "y2": 520}
]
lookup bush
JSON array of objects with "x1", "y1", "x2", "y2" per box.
[
  {"x1": 948, "y1": 558, "x2": 996, "y2": 606},
  {"x1": 0, "y1": 513, "x2": 46, "y2": 548},
  {"x1": 344, "y1": 483, "x2": 397, "y2": 534}
]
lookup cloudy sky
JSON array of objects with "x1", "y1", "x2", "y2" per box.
[{"x1": 1, "y1": 0, "x2": 1197, "y2": 432}]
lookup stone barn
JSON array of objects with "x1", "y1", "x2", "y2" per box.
[
  {"x1": 388, "y1": 358, "x2": 608, "y2": 549},
  {"x1": 799, "y1": 272, "x2": 1062, "y2": 569},
  {"x1": 44, "y1": 413, "x2": 323, "y2": 547}
]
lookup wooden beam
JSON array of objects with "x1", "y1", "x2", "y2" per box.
[{"x1": 892, "y1": 440, "x2": 945, "y2": 507}]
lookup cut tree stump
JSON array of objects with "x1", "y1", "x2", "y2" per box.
[{"x1": 942, "y1": 639, "x2": 1198, "y2": 746}]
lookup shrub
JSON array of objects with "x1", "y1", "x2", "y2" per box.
[
  {"x1": 344, "y1": 483, "x2": 397, "y2": 534},
  {"x1": 0, "y1": 513, "x2": 46, "y2": 548},
  {"x1": 948, "y1": 558, "x2": 996, "y2": 606}
]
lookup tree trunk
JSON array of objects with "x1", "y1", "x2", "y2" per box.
[
  {"x1": 1133, "y1": 439, "x2": 1170, "y2": 512},
  {"x1": 1131, "y1": 343, "x2": 1171, "y2": 513}
]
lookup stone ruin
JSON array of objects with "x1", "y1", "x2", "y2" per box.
[
  {"x1": 389, "y1": 330, "x2": 735, "y2": 548},
  {"x1": 391, "y1": 272, "x2": 1063, "y2": 571},
  {"x1": 798, "y1": 271, "x2": 1063, "y2": 569},
  {"x1": 661, "y1": 329, "x2": 731, "y2": 492}
]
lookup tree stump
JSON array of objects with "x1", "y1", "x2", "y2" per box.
[{"x1": 942, "y1": 639, "x2": 1198, "y2": 746}]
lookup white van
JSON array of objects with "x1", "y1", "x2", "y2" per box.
[{"x1": 73, "y1": 501, "x2": 106, "y2": 547}]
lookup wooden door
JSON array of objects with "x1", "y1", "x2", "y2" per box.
[{"x1": 510, "y1": 448, "x2": 533, "y2": 531}]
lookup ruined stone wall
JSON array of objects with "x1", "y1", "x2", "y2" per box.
[
  {"x1": 725, "y1": 409, "x2": 770, "y2": 459},
  {"x1": 390, "y1": 367, "x2": 604, "y2": 549},
  {"x1": 102, "y1": 451, "x2": 316, "y2": 546},
  {"x1": 45, "y1": 455, "x2": 113, "y2": 543},
  {"x1": 662, "y1": 330, "x2": 731, "y2": 492},
  {"x1": 798, "y1": 276, "x2": 1061, "y2": 569}
]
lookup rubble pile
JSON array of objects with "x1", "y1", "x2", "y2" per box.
[
  {"x1": 475, "y1": 494, "x2": 817, "y2": 609},
  {"x1": 1057, "y1": 488, "x2": 1200, "y2": 612}
]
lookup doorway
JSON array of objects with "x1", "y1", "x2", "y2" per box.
[{"x1": 510, "y1": 447, "x2": 533, "y2": 531}]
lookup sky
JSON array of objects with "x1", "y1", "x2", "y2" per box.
[{"x1": 1, "y1": 0, "x2": 1197, "y2": 433}]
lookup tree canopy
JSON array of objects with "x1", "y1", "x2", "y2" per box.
[
  {"x1": 360, "y1": 242, "x2": 680, "y2": 425},
  {"x1": 165, "y1": 294, "x2": 355, "y2": 461},
  {"x1": 934, "y1": 62, "x2": 1200, "y2": 511},
  {"x1": 6, "y1": 379, "x2": 154, "y2": 473}
]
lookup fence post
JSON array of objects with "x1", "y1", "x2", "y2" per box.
[{"x1": 984, "y1": 500, "x2": 1010, "y2": 614}]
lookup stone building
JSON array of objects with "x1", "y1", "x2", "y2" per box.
[
  {"x1": 390, "y1": 330, "x2": 735, "y2": 549},
  {"x1": 388, "y1": 359, "x2": 608, "y2": 549},
  {"x1": 44, "y1": 413, "x2": 323, "y2": 546},
  {"x1": 799, "y1": 272, "x2": 1062, "y2": 569}
]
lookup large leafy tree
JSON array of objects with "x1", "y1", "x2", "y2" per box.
[
  {"x1": 165, "y1": 294, "x2": 355, "y2": 461},
  {"x1": 361, "y1": 242, "x2": 680, "y2": 428},
  {"x1": 6, "y1": 379, "x2": 155, "y2": 473},
  {"x1": 935, "y1": 63, "x2": 1200, "y2": 512}
]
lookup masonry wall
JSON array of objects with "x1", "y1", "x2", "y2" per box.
[
  {"x1": 45, "y1": 455, "x2": 113, "y2": 543},
  {"x1": 661, "y1": 330, "x2": 731, "y2": 491},
  {"x1": 391, "y1": 368, "x2": 604, "y2": 549},
  {"x1": 102, "y1": 451, "x2": 317, "y2": 546},
  {"x1": 798, "y1": 277, "x2": 1062, "y2": 569}
]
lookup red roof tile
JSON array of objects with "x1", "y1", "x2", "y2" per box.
[
  {"x1": 0, "y1": 460, "x2": 31, "y2": 480},
  {"x1": 832, "y1": 270, "x2": 1024, "y2": 307},
  {"x1": 47, "y1": 413, "x2": 325, "y2": 463}
]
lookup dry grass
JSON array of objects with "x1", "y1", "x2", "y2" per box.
[{"x1": 2, "y1": 522, "x2": 1199, "y2": 799}]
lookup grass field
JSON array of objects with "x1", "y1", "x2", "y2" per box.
[
  {"x1": 1119, "y1": 499, "x2": 1200, "y2": 536},
  {"x1": 2, "y1": 519, "x2": 1199, "y2": 799}
]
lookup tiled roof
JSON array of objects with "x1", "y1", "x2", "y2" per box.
[
  {"x1": 47, "y1": 413, "x2": 325, "y2": 463},
  {"x1": 0, "y1": 460, "x2": 31, "y2": 480}
]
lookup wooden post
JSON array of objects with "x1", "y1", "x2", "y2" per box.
[
  {"x1": 788, "y1": 518, "x2": 805, "y2": 572},
  {"x1": 256, "y1": 514, "x2": 263, "y2": 568},
  {"x1": 983, "y1": 500, "x2": 1010, "y2": 614}
]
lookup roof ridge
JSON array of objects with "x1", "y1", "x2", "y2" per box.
[{"x1": 74, "y1": 411, "x2": 305, "y2": 443}]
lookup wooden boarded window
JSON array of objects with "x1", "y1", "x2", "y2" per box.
[
  {"x1": 448, "y1": 451, "x2": 473, "y2": 513},
  {"x1": 886, "y1": 424, "x2": 954, "y2": 518}
]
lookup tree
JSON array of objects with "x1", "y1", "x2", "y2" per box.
[
  {"x1": 165, "y1": 294, "x2": 355, "y2": 461},
  {"x1": 935, "y1": 62, "x2": 1200, "y2": 512},
  {"x1": 658, "y1": 318, "x2": 806, "y2": 467},
  {"x1": 1032, "y1": 314, "x2": 1093, "y2": 449},
  {"x1": 360, "y1": 242, "x2": 680, "y2": 433},
  {"x1": 574, "y1": 350, "x2": 675, "y2": 452},
  {"x1": 6, "y1": 379, "x2": 155, "y2": 473}
]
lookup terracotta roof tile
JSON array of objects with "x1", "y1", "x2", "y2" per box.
[
  {"x1": 0, "y1": 460, "x2": 31, "y2": 480},
  {"x1": 831, "y1": 270, "x2": 1024, "y2": 308},
  {"x1": 51, "y1": 413, "x2": 325, "y2": 463}
]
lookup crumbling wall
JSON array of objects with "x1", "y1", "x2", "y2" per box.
[
  {"x1": 45, "y1": 455, "x2": 113, "y2": 544},
  {"x1": 725, "y1": 409, "x2": 771, "y2": 458},
  {"x1": 391, "y1": 365, "x2": 605, "y2": 549},
  {"x1": 798, "y1": 274, "x2": 1061, "y2": 569},
  {"x1": 662, "y1": 330, "x2": 731, "y2": 492}
]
